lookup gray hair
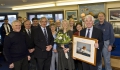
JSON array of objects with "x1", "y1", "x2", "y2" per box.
[
  {"x1": 40, "y1": 17, "x2": 48, "y2": 22},
  {"x1": 11, "y1": 20, "x2": 21, "y2": 26},
  {"x1": 84, "y1": 15, "x2": 95, "y2": 23}
]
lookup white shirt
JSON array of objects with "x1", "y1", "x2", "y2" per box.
[
  {"x1": 40, "y1": 26, "x2": 48, "y2": 36},
  {"x1": 85, "y1": 26, "x2": 93, "y2": 38},
  {"x1": 25, "y1": 29, "x2": 31, "y2": 34}
]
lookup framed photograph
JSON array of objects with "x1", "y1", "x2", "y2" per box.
[
  {"x1": 79, "y1": 3, "x2": 105, "y2": 19},
  {"x1": 108, "y1": 8, "x2": 120, "y2": 21},
  {"x1": 65, "y1": 10, "x2": 78, "y2": 21},
  {"x1": 111, "y1": 22, "x2": 120, "y2": 37},
  {"x1": 72, "y1": 36, "x2": 97, "y2": 66}
]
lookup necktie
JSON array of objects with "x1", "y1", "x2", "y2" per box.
[
  {"x1": 28, "y1": 29, "x2": 31, "y2": 37},
  {"x1": 6, "y1": 25, "x2": 9, "y2": 33},
  {"x1": 86, "y1": 29, "x2": 90, "y2": 38},
  {"x1": 44, "y1": 28, "x2": 48, "y2": 44}
]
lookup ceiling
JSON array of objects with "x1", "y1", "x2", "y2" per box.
[
  {"x1": 0, "y1": 0, "x2": 63, "y2": 8},
  {"x1": 0, "y1": 0, "x2": 120, "y2": 9}
]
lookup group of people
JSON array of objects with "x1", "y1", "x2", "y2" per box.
[{"x1": 0, "y1": 12, "x2": 115, "y2": 70}]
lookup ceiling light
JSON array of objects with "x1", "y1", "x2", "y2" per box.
[
  {"x1": 12, "y1": 2, "x2": 55, "y2": 10},
  {"x1": 56, "y1": 0, "x2": 119, "y2": 6}
]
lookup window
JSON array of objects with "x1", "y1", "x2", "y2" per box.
[
  {"x1": 7, "y1": 15, "x2": 17, "y2": 24},
  {"x1": 55, "y1": 14, "x2": 63, "y2": 21},
  {"x1": 0, "y1": 13, "x2": 18, "y2": 27},
  {"x1": 37, "y1": 14, "x2": 53, "y2": 19},
  {"x1": 29, "y1": 15, "x2": 35, "y2": 21},
  {"x1": 27, "y1": 11, "x2": 64, "y2": 22}
]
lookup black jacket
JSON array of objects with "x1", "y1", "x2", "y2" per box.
[
  {"x1": 0, "y1": 23, "x2": 12, "y2": 43},
  {"x1": 22, "y1": 28, "x2": 34, "y2": 49},
  {"x1": 33, "y1": 25, "x2": 54, "y2": 58}
]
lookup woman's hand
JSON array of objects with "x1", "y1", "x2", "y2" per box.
[
  {"x1": 63, "y1": 48, "x2": 69, "y2": 53},
  {"x1": 61, "y1": 44, "x2": 65, "y2": 48}
]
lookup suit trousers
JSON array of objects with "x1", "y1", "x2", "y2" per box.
[
  {"x1": 82, "y1": 62, "x2": 97, "y2": 70},
  {"x1": 29, "y1": 53, "x2": 37, "y2": 70},
  {"x1": 74, "y1": 60, "x2": 83, "y2": 70},
  {"x1": 97, "y1": 40, "x2": 112, "y2": 70},
  {"x1": 50, "y1": 52, "x2": 58, "y2": 70},
  {"x1": 36, "y1": 57, "x2": 51, "y2": 70},
  {"x1": 12, "y1": 57, "x2": 28, "y2": 70}
]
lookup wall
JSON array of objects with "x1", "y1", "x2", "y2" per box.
[{"x1": 0, "y1": 2, "x2": 120, "y2": 20}]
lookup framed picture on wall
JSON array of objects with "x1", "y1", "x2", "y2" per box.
[
  {"x1": 111, "y1": 22, "x2": 120, "y2": 37},
  {"x1": 72, "y1": 36, "x2": 98, "y2": 66},
  {"x1": 65, "y1": 10, "x2": 78, "y2": 21},
  {"x1": 79, "y1": 3, "x2": 105, "y2": 19},
  {"x1": 108, "y1": 8, "x2": 120, "y2": 21}
]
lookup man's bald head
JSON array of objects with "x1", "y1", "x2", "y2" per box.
[
  {"x1": 81, "y1": 13, "x2": 86, "y2": 21},
  {"x1": 55, "y1": 20, "x2": 61, "y2": 27}
]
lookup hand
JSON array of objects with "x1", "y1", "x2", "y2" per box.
[
  {"x1": 28, "y1": 56, "x2": 31, "y2": 61},
  {"x1": 108, "y1": 45, "x2": 112, "y2": 52},
  {"x1": 61, "y1": 44, "x2": 64, "y2": 48},
  {"x1": 73, "y1": 57, "x2": 76, "y2": 60},
  {"x1": 63, "y1": 48, "x2": 69, "y2": 53},
  {"x1": 46, "y1": 45, "x2": 52, "y2": 51},
  {"x1": 94, "y1": 43, "x2": 99, "y2": 48},
  {"x1": 53, "y1": 49, "x2": 57, "y2": 52},
  {"x1": 9, "y1": 63, "x2": 14, "y2": 68}
]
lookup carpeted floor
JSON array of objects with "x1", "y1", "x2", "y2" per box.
[{"x1": 0, "y1": 56, "x2": 106, "y2": 70}]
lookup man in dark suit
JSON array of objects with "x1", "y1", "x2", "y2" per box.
[
  {"x1": 33, "y1": 17, "x2": 54, "y2": 70},
  {"x1": 80, "y1": 15, "x2": 104, "y2": 70},
  {"x1": 0, "y1": 18, "x2": 12, "y2": 51},
  {"x1": 22, "y1": 20, "x2": 36, "y2": 70}
]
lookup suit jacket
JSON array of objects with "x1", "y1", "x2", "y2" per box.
[
  {"x1": 0, "y1": 23, "x2": 12, "y2": 43},
  {"x1": 22, "y1": 28, "x2": 34, "y2": 49},
  {"x1": 80, "y1": 27, "x2": 104, "y2": 63},
  {"x1": 33, "y1": 25, "x2": 54, "y2": 58}
]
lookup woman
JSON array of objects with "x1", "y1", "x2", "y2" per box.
[
  {"x1": 73, "y1": 22, "x2": 83, "y2": 70},
  {"x1": 69, "y1": 18, "x2": 76, "y2": 33},
  {"x1": 74, "y1": 22, "x2": 82, "y2": 36},
  {"x1": 50, "y1": 24, "x2": 58, "y2": 70},
  {"x1": 57, "y1": 20, "x2": 75, "y2": 70}
]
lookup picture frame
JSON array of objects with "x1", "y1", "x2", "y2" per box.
[
  {"x1": 72, "y1": 35, "x2": 97, "y2": 66},
  {"x1": 65, "y1": 10, "x2": 78, "y2": 21},
  {"x1": 111, "y1": 22, "x2": 120, "y2": 37},
  {"x1": 108, "y1": 7, "x2": 120, "y2": 21},
  {"x1": 78, "y1": 3, "x2": 105, "y2": 19}
]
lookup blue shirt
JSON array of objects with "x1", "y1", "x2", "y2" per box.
[
  {"x1": 95, "y1": 21, "x2": 115, "y2": 46},
  {"x1": 53, "y1": 33, "x2": 57, "y2": 50}
]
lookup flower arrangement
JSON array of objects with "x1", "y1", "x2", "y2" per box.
[
  {"x1": 54, "y1": 32, "x2": 71, "y2": 44},
  {"x1": 55, "y1": 32, "x2": 71, "y2": 59}
]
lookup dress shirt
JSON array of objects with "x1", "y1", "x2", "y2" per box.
[{"x1": 85, "y1": 26, "x2": 93, "y2": 38}]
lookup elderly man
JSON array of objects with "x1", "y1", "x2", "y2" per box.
[
  {"x1": 80, "y1": 15, "x2": 104, "y2": 70},
  {"x1": 33, "y1": 17, "x2": 54, "y2": 70},
  {"x1": 80, "y1": 13, "x2": 86, "y2": 28},
  {"x1": 55, "y1": 20, "x2": 61, "y2": 32},
  {"x1": 23, "y1": 20, "x2": 36, "y2": 70},
  {"x1": 95, "y1": 12, "x2": 115, "y2": 70},
  {"x1": 3, "y1": 20, "x2": 30, "y2": 70}
]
